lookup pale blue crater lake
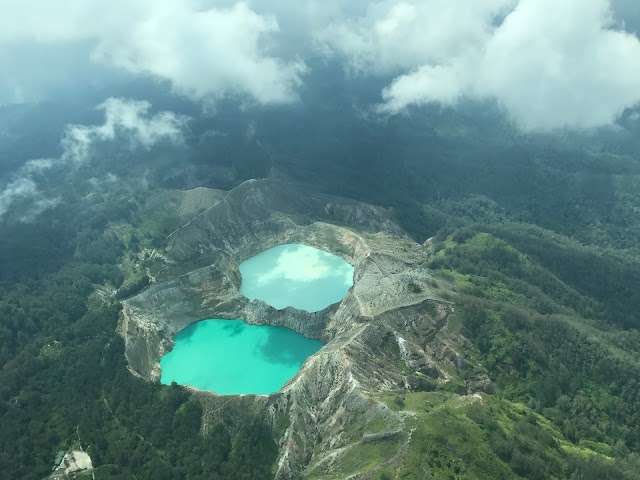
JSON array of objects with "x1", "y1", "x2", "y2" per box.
[
  {"x1": 160, "y1": 319, "x2": 323, "y2": 394},
  {"x1": 239, "y1": 243, "x2": 355, "y2": 312},
  {"x1": 160, "y1": 244, "x2": 353, "y2": 394}
]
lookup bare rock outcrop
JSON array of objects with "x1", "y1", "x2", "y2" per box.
[{"x1": 118, "y1": 178, "x2": 489, "y2": 478}]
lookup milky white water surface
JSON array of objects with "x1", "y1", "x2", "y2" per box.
[{"x1": 239, "y1": 244, "x2": 354, "y2": 312}]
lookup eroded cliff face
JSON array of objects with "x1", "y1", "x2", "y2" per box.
[{"x1": 119, "y1": 178, "x2": 488, "y2": 478}]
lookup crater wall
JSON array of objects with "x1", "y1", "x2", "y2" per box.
[{"x1": 118, "y1": 179, "x2": 489, "y2": 478}]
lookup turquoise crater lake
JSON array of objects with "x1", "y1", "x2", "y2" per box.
[
  {"x1": 239, "y1": 243, "x2": 355, "y2": 312},
  {"x1": 160, "y1": 244, "x2": 353, "y2": 394},
  {"x1": 160, "y1": 319, "x2": 323, "y2": 394}
]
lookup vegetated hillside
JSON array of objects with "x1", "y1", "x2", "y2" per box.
[{"x1": 1, "y1": 100, "x2": 640, "y2": 478}]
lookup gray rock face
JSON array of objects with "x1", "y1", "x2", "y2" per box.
[{"x1": 119, "y1": 178, "x2": 490, "y2": 478}]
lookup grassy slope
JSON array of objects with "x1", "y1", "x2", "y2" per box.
[{"x1": 319, "y1": 389, "x2": 613, "y2": 480}]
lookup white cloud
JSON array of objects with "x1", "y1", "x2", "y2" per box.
[
  {"x1": 92, "y1": 2, "x2": 306, "y2": 104},
  {"x1": 476, "y1": 0, "x2": 640, "y2": 129},
  {"x1": 318, "y1": 0, "x2": 513, "y2": 74},
  {"x1": 21, "y1": 158, "x2": 56, "y2": 174},
  {"x1": 0, "y1": 0, "x2": 306, "y2": 105},
  {"x1": 62, "y1": 98, "x2": 187, "y2": 163},
  {"x1": 0, "y1": 178, "x2": 38, "y2": 219},
  {"x1": 0, "y1": 98, "x2": 186, "y2": 221},
  {"x1": 19, "y1": 197, "x2": 62, "y2": 223},
  {"x1": 1, "y1": 0, "x2": 640, "y2": 129},
  {"x1": 321, "y1": 0, "x2": 640, "y2": 130},
  {"x1": 88, "y1": 173, "x2": 118, "y2": 189}
]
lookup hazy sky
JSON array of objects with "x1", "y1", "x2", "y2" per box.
[{"x1": 1, "y1": 0, "x2": 640, "y2": 130}]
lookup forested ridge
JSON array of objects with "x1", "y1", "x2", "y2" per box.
[
  {"x1": 2, "y1": 96, "x2": 640, "y2": 478},
  {"x1": 0, "y1": 188, "x2": 277, "y2": 479}
]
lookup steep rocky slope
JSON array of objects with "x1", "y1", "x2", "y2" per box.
[{"x1": 119, "y1": 178, "x2": 490, "y2": 478}]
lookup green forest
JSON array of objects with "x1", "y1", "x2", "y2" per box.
[{"x1": 2, "y1": 91, "x2": 640, "y2": 479}]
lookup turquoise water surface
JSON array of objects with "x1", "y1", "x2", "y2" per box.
[
  {"x1": 160, "y1": 319, "x2": 322, "y2": 394},
  {"x1": 239, "y1": 243, "x2": 354, "y2": 312}
]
